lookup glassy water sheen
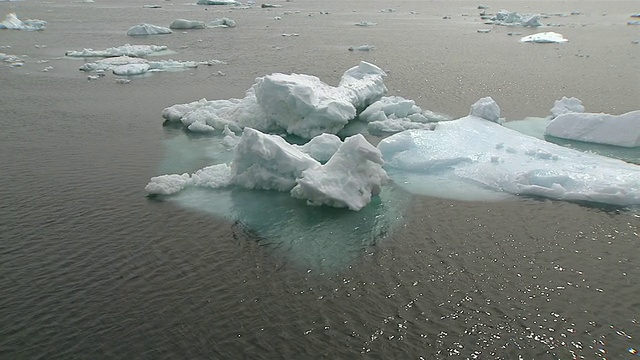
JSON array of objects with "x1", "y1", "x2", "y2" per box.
[{"x1": 1, "y1": 1, "x2": 639, "y2": 359}]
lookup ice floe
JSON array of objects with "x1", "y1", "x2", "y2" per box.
[
  {"x1": 127, "y1": 23, "x2": 172, "y2": 36},
  {"x1": 378, "y1": 102, "x2": 640, "y2": 206},
  {"x1": 197, "y1": 0, "x2": 239, "y2": 4},
  {"x1": 65, "y1": 44, "x2": 169, "y2": 57},
  {"x1": 545, "y1": 111, "x2": 640, "y2": 148},
  {"x1": 79, "y1": 56, "x2": 217, "y2": 75},
  {"x1": 162, "y1": 61, "x2": 387, "y2": 138},
  {"x1": 487, "y1": 10, "x2": 543, "y2": 27},
  {"x1": 207, "y1": 18, "x2": 237, "y2": 28},
  {"x1": 0, "y1": 13, "x2": 46, "y2": 31},
  {"x1": 520, "y1": 32, "x2": 568, "y2": 43},
  {"x1": 151, "y1": 63, "x2": 640, "y2": 212},
  {"x1": 550, "y1": 96, "x2": 584, "y2": 118},
  {"x1": 146, "y1": 127, "x2": 388, "y2": 211},
  {"x1": 169, "y1": 19, "x2": 205, "y2": 29}
]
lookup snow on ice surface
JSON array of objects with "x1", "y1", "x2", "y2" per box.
[
  {"x1": 126, "y1": 23, "x2": 172, "y2": 36},
  {"x1": 545, "y1": 111, "x2": 640, "y2": 148},
  {"x1": 162, "y1": 61, "x2": 388, "y2": 138},
  {"x1": 65, "y1": 44, "x2": 169, "y2": 58},
  {"x1": 378, "y1": 112, "x2": 640, "y2": 206},
  {"x1": 0, "y1": 13, "x2": 46, "y2": 31}
]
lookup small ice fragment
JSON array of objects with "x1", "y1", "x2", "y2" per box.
[
  {"x1": 348, "y1": 45, "x2": 375, "y2": 51},
  {"x1": 520, "y1": 32, "x2": 568, "y2": 43}
]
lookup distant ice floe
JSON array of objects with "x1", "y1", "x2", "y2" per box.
[
  {"x1": 169, "y1": 19, "x2": 205, "y2": 29},
  {"x1": 487, "y1": 10, "x2": 543, "y2": 27},
  {"x1": 162, "y1": 61, "x2": 388, "y2": 138},
  {"x1": 79, "y1": 56, "x2": 223, "y2": 75},
  {"x1": 0, "y1": 13, "x2": 46, "y2": 31},
  {"x1": 378, "y1": 97, "x2": 640, "y2": 206},
  {"x1": 207, "y1": 18, "x2": 236, "y2": 28},
  {"x1": 348, "y1": 45, "x2": 375, "y2": 51},
  {"x1": 520, "y1": 32, "x2": 568, "y2": 43},
  {"x1": 65, "y1": 44, "x2": 169, "y2": 57},
  {"x1": 546, "y1": 111, "x2": 640, "y2": 148},
  {"x1": 196, "y1": 0, "x2": 239, "y2": 4},
  {"x1": 127, "y1": 23, "x2": 172, "y2": 36},
  {"x1": 1, "y1": 52, "x2": 25, "y2": 67}
]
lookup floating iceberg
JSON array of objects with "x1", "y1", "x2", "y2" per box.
[
  {"x1": 162, "y1": 61, "x2": 388, "y2": 138},
  {"x1": 520, "y1": 32, "x2": 568, "y2": 43},
  {"x1": 550, "y1": 96, "x2": 584, "y2": 118},
  {"x1": 147, "y1": 127, "x2": 388, "y2": 211},
  {"x1": 127, "y1": 23, "x2": 172, "y2": 36},
  {"x1": 79, "y1": 56, "x2": 208, "y2": 75},
  {"x1": 378, "y1": 98, "x2": 640, "y2": 206},
  {"x1": 488, "y1": 10, "x2": 543, "y2": 27},
  {"x1": 65, "y1": 44, "x2": 168, "y2": 58},
  {"x1": 207, "y1": 18, "x2": 236, "y2": 28},
  {"x1": 545, "y1": 111, "x2": 640, "y2": 148},
  {"x1": 0, "y1": 12, "x2": 46, "y2": 31},
  {"x1": 291, "y1": 134, "x2": 389, "y2": 211},
  {"x1": 169, "y1": 19, "x2": 205, "y2": 29}
]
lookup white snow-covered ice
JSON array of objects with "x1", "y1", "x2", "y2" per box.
[
  {"x1": 0, "y1": 12, "x2": 46, "y2": 31},
  {"x1": 545, "y1": 110, "x2": 640, "y2": 148},
  {"x1": 147, "y1": 127, "x2": 389, "y2": 211},
  {"x1": 551, "y1": 96, "x2": 584, "y2": 118},
  {"x1": 127, "y1": 23, "x2": 172, "y2": 36},
  {"x1": 207, "y1": 18, "x2": 236, "y2": 28},
  {"x1": 169, "y1": 19, "x2": 205, "y2": 29},
  {"x1": 66, "y1": 44, "x2": 169, "y2": 58},
  {"x1": 378, "y1": 98, "x2": 640, "y2": 206},
  {"x1": 162, "y1": 61, "x2": 388, "y2": 138},
  {"x1": 153, "y1": 64, "x2": 640, "y2": 210},
  {"x1": 79, "y1": 56, "x2": 203, "y2": 75},
  {"x1": 520, "y1": 32, "x2": 568, "y2": 43}
]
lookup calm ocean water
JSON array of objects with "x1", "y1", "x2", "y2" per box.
[{"x1": 1, "y1": 1, "x2": 638, "y2": 359}]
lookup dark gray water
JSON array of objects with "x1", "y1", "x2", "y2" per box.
[{"x1": 1, "y1": 1, "x2": 639, "y2": 359}]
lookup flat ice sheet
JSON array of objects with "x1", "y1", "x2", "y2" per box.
[{"x1": 378, "y1": 116, "x2": 640, "y2": 206}]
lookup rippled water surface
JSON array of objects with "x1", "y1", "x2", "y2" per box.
[{"x1": 1, "y1": 0, "x2": 639, "y2": 359}]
